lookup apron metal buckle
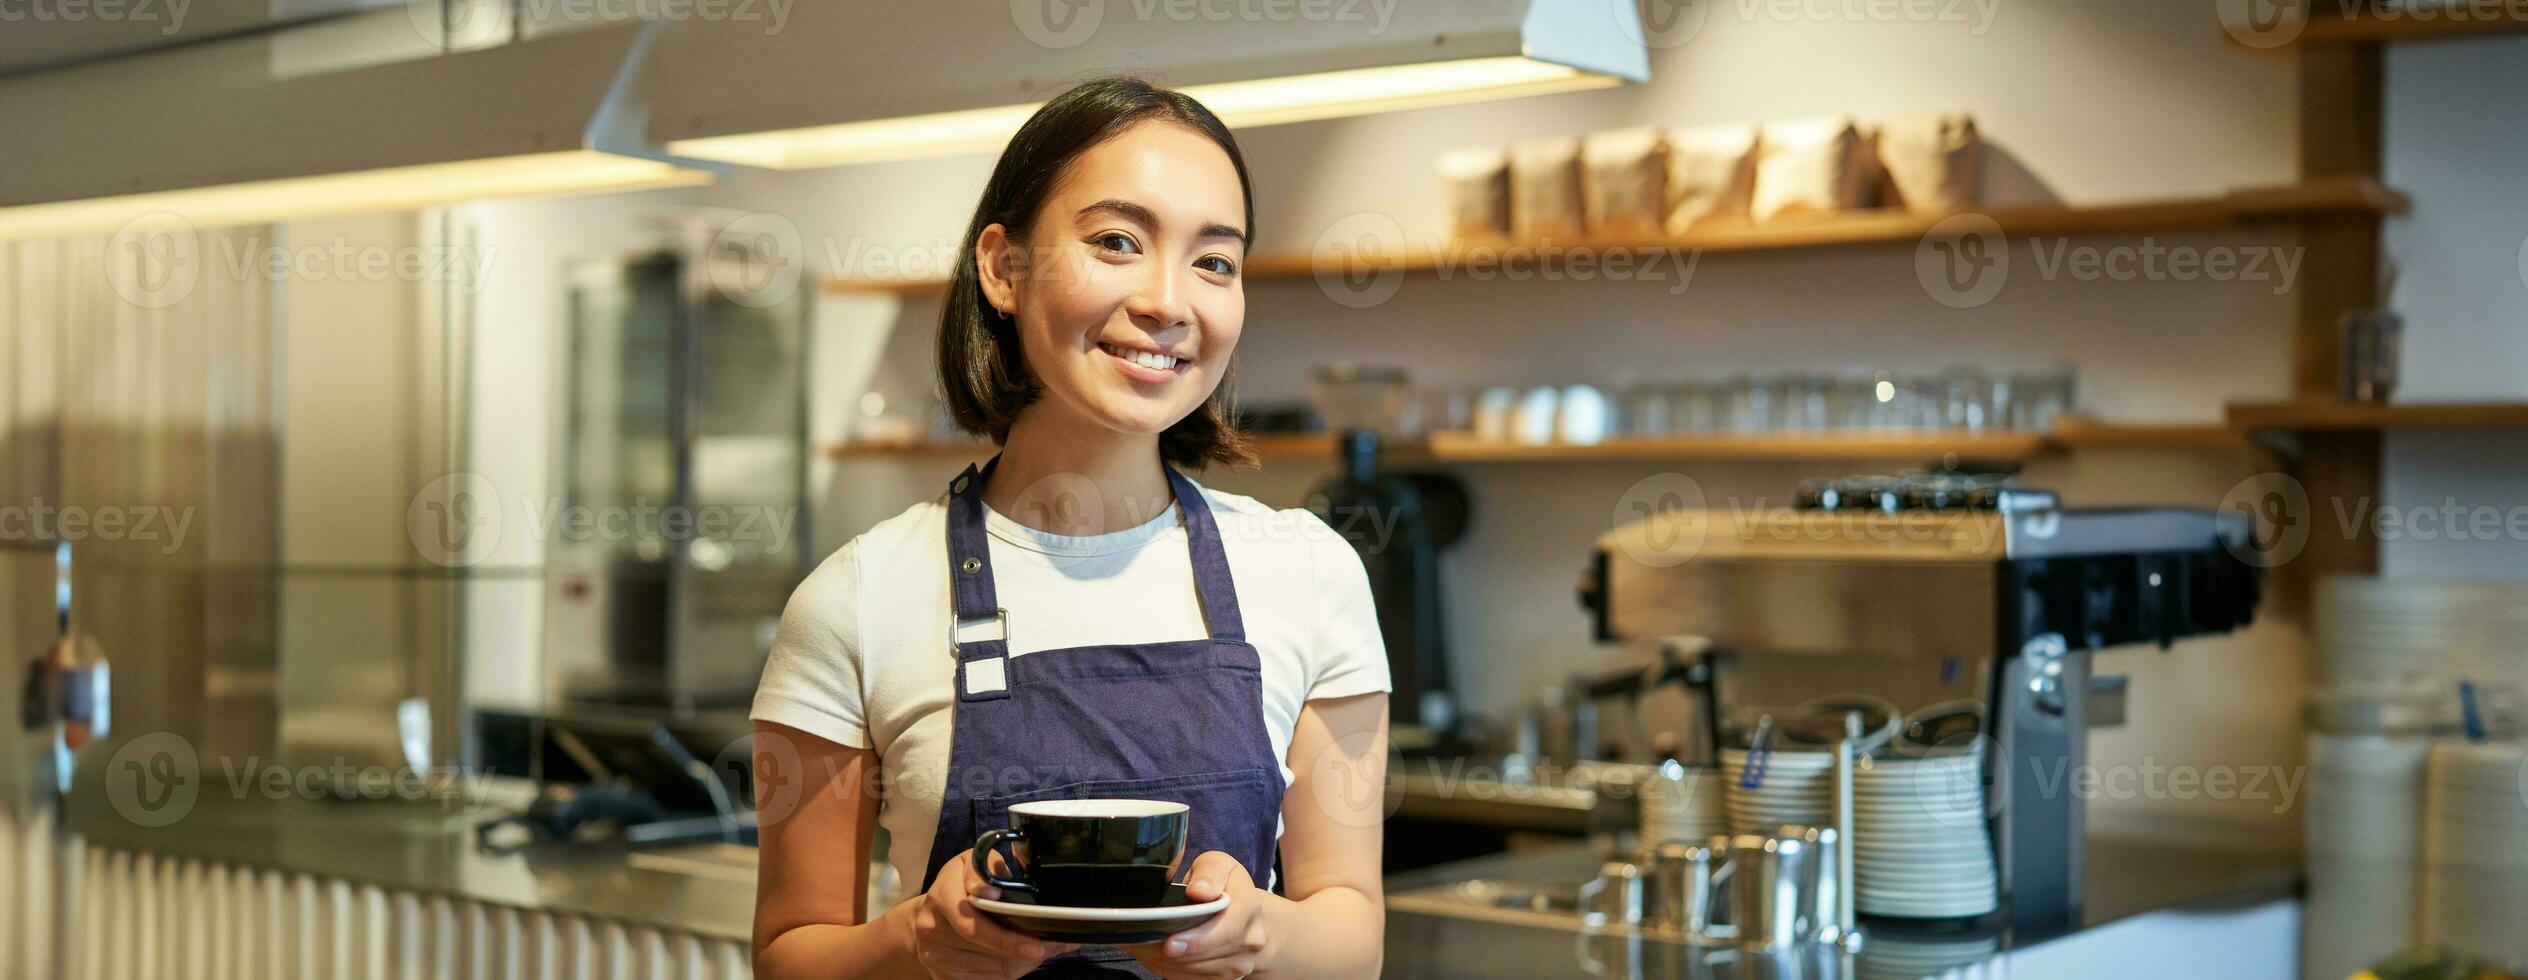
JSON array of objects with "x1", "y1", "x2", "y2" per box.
[
  {"x1": 953, "y1": 607, "x2": 1010, "y2": 645},
  {"x1": 955, "y1": 608, "x2": 1013, "y2": 699}
]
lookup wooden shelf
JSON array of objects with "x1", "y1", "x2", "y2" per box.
[
  {"x1": 824, "y1": 179, "x2": 2408, "y2": 296},
  {"x1": 2048, "y1": 417, "x2": 2255, "y2": 451},
  {"x1": 824, "y1": 433, "x2": 1345, "y2": 462},
  {"x1": 1419, "y1": 431, "x2": 2054, "y2": 463},
  {"x1": 2227, "y1": 401, "x2": 2528, "y2": 432},
  {"x1": 821, "y1": 438, "x2": 997, "y2": 459},
  {"x1": 2251, "y1": 7, "x2": 2528, "y2": 46},
  {"x1": 825, "y1": 421, "x2": 2255, "y2": 465}
]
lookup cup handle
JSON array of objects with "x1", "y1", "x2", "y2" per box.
[
  {"x1": 1698, "y1": 849, "x2": 1737, "y2": 942},
  {"x1": 970, "y1": 829, "x2": 1034, "y2": 897},
  {"x1": 1576, "y1": 873, "x2": 1609, "y2": 927}
]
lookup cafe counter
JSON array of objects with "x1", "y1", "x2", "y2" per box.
[{"x1": 39, "y1": 785, "x2": 2298, "y2": 979}]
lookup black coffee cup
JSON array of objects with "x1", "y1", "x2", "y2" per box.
[{"x1": 971, "y1": 799, "x2": 1190, "y2": 908}]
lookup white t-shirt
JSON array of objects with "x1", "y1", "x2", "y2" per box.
[{"x1": 749, "y1": 478, "x2": 1391, "y2": 889}]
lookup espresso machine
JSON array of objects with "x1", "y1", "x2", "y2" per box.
[{"x1": 1578, "y1": 477, "x2": 2261, "y2": 941}]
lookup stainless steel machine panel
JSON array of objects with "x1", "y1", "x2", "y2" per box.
[
  {"x1": 1581, "y1": 502, "x2": 2260, "y2": 941},
  {"x1": 1602, "y1": 557, "x2": 1997, "y2": 659}
]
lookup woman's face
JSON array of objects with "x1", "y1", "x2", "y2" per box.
[{"x1": 982, "y1": 119, "x2": 1248, "y2": 440}]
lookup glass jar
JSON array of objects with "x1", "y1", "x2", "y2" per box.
[
  {"x1": 1310, "y1": 362, "x2": 1410, "y2": 435},
  {"x1": 1725, "y1": 374, "x2": 1771, "y2": 433},
  {"x1": 2007, "y1": 366, "x2": 2076, "y2": 432},
  {"x1": 1939, "y1": 366, "x2": 1997, "y2": 432},
  {"x1": 1625, "y1": 380, "x2": 1674, "y2": 437}
]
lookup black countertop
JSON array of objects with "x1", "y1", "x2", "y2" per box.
[
  {"x1": 62, "y1": 781, "x2": 2297, "y2": 975},
  {"x1": 62, "y1": 786, "x2": 765, "y2": 942},
  {"x1": 1377, "y1": 835, "x2": 2299, "y2": 980}
]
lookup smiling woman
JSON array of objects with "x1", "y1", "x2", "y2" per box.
[
  {"x1": 750, "y1": 76, "x2": 1390, "y2": 980},
  {"x1": 939, "y1": 77, "x2": 1260, "y2": 473}
]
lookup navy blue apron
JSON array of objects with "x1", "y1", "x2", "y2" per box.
[{"x1": 919, "y1": 454, "x2": 1286, "y2": 977}]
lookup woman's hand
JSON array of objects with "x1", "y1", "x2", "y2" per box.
[
  {"x1": 908, "y1": 853, "x2": 1079, "y2": 979},
  {"x1": 1127, "y1": 851, "x2": 1276, "y2": 978}
]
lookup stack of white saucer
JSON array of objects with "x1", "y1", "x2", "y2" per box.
[
  {"x1": 2302, "y1": 732, "x2": 2428, "y2": 980},
  {"x1": 1851, "y1": 746, "x2": 1997, "y2": 918},
  {"x1": 2420, "y1": 739, "x2": 2528, "y2": 967},
  {"x1": 1638, "y1": 761, "x2": 1728, "y2": 846},
  {"x1": 1719, "y1": 748, "x2": 1835, "y2": 835},
  {"x1": 1856, "y1": 931, "x2": 2001, "y2": 980},
  {"x1": 2319, "y1": 577, "x2": 2528, "y2": 689}
]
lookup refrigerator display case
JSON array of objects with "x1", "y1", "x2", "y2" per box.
[{"x1": 547, "y1": 243, "x2": 812, "y2": 712}]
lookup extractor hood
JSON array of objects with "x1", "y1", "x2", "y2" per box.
[
  {"x1": 643, "y1": 0, "x2": 1653, "y2": 169},
  {"x1": 0, "y1": 0, "x2": 1648, "y2": 237},
  {"x1": 0, "y1": 13, "x2": 712, "y2": 240},
  {"x1": 0, "y1": 0, "x2": 392, "y2": 76}
]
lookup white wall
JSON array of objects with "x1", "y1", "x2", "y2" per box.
[
  {"x1": 450, "y1": 188, "x2": 710, "y2": 711},
  {"x1": 728, "y1": 0, "x2": 2311, "y2": 836},
  {"x1": 2378, "y1": 35, "x2": 2528, "y2": 580},
  {"x1": 466, "y1": 0, "x2": 2344, "y2": 835},
  {"x1": 275, "y1": 211, "x2": 477, "y2": 770}
]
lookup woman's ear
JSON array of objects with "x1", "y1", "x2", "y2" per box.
[{"x1": 974, "y1": 223, "x2": 1023, "y2": 318}]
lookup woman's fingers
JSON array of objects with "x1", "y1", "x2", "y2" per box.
[
  {"x1": 1159, "y1": 906, "x2": 1238, "y2": 960},
  {"x1": 1162, "y1": 851, "x2": 1254, "y2": 960},
  {"x1": 1165, "y1": 921, "x2": 1264, "y2": 967},
  {"x1": 1133, "y1": 945, "x2": 1256, "y2": 980},
  {"x1": 922, "y1": 867, "x2": 1039, "y2": 960},
  {"x1": 919, "y1": 946, "x2": 1024, "y2": 978},
  {"x1": 1139, "y1": 852, "x2": 1271, "y2": 976},
  {"x1": 1179, "y1": 850, "x2": 1247, "y2": 901},
  {"x1": 911, "y1": 855, "x2": 1084, "y2": 978},
  {"x1": 948, "y1": 901, "x2": 1049, "y2": 959}
]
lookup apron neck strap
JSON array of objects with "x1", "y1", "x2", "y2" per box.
[
  {"x1": 944, "y1": 454, "x2": 1004, "y2": 626},
  {"x1": 945, "y1": 453, "x2": 1247, "y2": 644},
  {"x1": 1163, "y1": 462, "x2": 1247, "y2": 643}
]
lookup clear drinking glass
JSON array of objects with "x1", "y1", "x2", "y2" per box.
[
  {"x1": 1775, "y1": 373, "x2": 1830, "y2": 433},
  {"x1": 1726, "y1": 374, "x2": 1771, "y2": 432},
  {"x1": 2008, "y1": 366, "x2": 2076, "y2": 432},
  {"x1": 1311, "y1": 363, "x2": 1410, "y2": 435},
  {"x1": 1940, "y1": 366, "x2": 1997, "y2": 432},
  {"x1": 1829, "y1": 373, "x2": 1875, "y2": 431},
  {"x1": 1674, "y1": 381, "x2": 1720, "y2": 434},
  {"x1": 1626, "y1": 380, "x2": 1674, "y2": 437}
]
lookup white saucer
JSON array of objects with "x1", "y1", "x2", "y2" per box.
[{"x1": 971, "y1": 892, "x2": 1229, "y2": 923}]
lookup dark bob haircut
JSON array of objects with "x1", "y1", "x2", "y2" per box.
[{"x1": 936, "y1": 75, "x2": 1258, "y2": 470}]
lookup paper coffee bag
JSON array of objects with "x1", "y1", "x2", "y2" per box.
[
  {"x1": 1510, "y1": 136, "x2": 1587, "y2": 239},
  {"x1": 1582, "y1": 126, "x2": 1670, "y2": 237},
  {"x1": 1664, "y1": 123, "x2": 1760, "y2": 232}
]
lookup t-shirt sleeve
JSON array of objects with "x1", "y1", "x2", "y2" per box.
[
  {"x1": 749, "y1": 539, "x2": 872, "y2": 749},
  {"x1": 1298, "y1": 509, "x2": 1393, "y2": 702}
]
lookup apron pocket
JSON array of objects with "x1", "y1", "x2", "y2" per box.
[{"x1": 972, "y1": 767, "x2": 1283, "y2": 888}]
